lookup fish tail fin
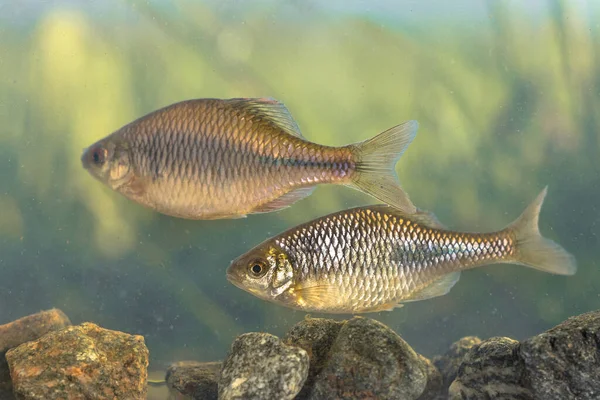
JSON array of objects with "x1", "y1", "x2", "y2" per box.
[
  {"x1": 348, "y1": 120, "x2": 418, "y2": 214},
  {"x1": 506, "y1": 186, "x2": 577, "y2": 275}
]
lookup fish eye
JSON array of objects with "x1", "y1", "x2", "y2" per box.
[
  {"x1": 91, "y1": 147, "x2": 107, "y2": 166},
  {"x1": 247, "y1": 260, "x2": 267, "y2": 278}
]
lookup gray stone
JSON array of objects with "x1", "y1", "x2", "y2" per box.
[
  {"x1": 448, "y1": 311, "x2": 600, "y2": 400},
  {"x1": 219, "y1": 332, "x2": 309, "y2": 400},
  {"x1": 433, "y1": 336, "x2": 481, "y2": 396},
  {"x1": 283, "y1": 317, "x2": 344, "y2": 399},
  {"x1": 416, "y1": 354, "x2": 443, "y2": 400},
  {"x1": 166, "y1": 361, "x2": 220, "y2": 400},
  {"x1": 310, "y1": 317, "x2": 427, "y2": 400},
  {"x1": 519, "y1": 310, "x2": 600, "y2": 400},
  {"x1": 448, "y1": 337, "x2": 532, "y2": 400}
]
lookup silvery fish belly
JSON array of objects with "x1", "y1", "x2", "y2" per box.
[
  {"x1": 227, "y1": 187, "x2": 576, "y2": 313},
  {"x1": 80, "y1": 97, "x2": 419, "y2": 220}
]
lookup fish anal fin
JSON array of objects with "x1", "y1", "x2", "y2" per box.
[
  {"x1": 216, "y1": 214, "x2": 248, "y2": 220},
  {"x1": 359, "y1": 301, "x2": 404, "y2": 313},
  {"x1": 227, "y1": 98, "x2": 304, "y2": 139},
  {"x1": 252, "y1": 186, "x2": 315, "y2": 214},
  {"x1": 403, "y1": 272, "x2": 461, "y2": 303}
]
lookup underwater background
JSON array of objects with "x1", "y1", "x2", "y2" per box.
[{"x1": 0, "y1": 0, "x2": 598, "y2": 397}]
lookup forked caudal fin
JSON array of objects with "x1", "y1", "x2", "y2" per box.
[
  {"x1": 506, "y1": 186, "x2": 577, "y2": 276},
  {"x1": 348, "y1": 120, "x2": 418, "y2": 215}
]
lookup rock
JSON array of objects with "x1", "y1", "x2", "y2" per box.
[
  {"x1": 416, "y1": 354, "x2": 443, "y2": 400},
  {"x1": 166, "y1": 361, "x2": 220, "y2": 400},
  {"x1": 0, "y1": 309, "x2": 72, "y2": 354},
  {"x1": 0, "y1": 358, "x2": 14, "y2": 400},
  {"x1": 6, "y1": 322, "x2": 149, "y2": 400},
  {"x1": 0, "y1": 308, "x2": 71, "y2": 398},
  {"x1": 310, "y1": 317, "x2": 427, "y2": 400},
  {"x1": 284, "y1": 316, "x2": 440, "y2": 399},
  {"x1": 219, "y1": 332, "x2": 309, "y2": 400},
  {"x1": 283, "y1": 317, "x2": 344, "y2": 399},
  {"x1": 432, "y1": 336, "x2": 481, "y2": 395},
  {"x1": 448, "y1": 337, "x2": 532, "y2": 400},
  {"x1": 519, "y1": 310, "x2": 600, "y2": 400},
  {"x1": 448, "y1": 311, "x2": 600, "y2": 400}
]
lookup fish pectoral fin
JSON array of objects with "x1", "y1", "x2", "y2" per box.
[
  {"x1": 402, "y1": 272, "x2": 461, "y2": 303},
  {"x1": 227, "y1": 98, "x2": 305, "y2": 139},
  {"x1": 122, "y1": 175, "x2": 149, "y2": 196},
  {"x1": 251, "y1": 186, "x2": 316, "y2": 214},
  {"x1": 293, "y1": 282, "x2": 342, "y2": 309}
]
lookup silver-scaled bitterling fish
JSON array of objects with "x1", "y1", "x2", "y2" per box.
[{"x1": 227, "y1": 187, "x2": 576, "y2": 313}]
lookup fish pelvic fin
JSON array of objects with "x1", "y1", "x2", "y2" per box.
[
  {"x1": 506, "y1": 186, "x2": 577, "y2": 276},
  {"x1": 347, "y1": 121, "x2": 418, "y2": 215}
]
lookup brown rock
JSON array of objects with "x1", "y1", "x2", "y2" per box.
[
  {"x1": 0, "y1": 309, "x2": 71, "y2": 353},
  {"x1": 166, "y1": 361, "x2": 220, "y2": 400},
  {"x1": 6, "y1": 322, "x2": 148, "y2": 400},
  {"x1": 0, "y1": 309, "x2": 71, "y2": 398}
]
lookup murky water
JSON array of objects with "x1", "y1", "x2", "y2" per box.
[{"x1": 0, "y1": 1, "x2": 598, "y2": 398}]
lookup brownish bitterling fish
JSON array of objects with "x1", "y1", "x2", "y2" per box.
[
  {"x1": 81, "y1": 98, "x2": 418, "y2": 220},
  {"x1": 227, "y1": 187, "x2": 576, "y2": 313}
]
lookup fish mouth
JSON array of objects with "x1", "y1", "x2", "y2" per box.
[
  {"x1": 80, "y1": 147, "x2": 90, "y2": 169},
  {"x1": 225, "y1": 268, "x2": 242, "y2": 287}
]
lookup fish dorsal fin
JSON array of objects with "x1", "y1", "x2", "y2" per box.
[
  {"x1": 402, "y1": 272, "x2": 461, "y2": 303},
  {"x1": 252, "y1": 186, "x2": 316, "y2": 214},
  {"x1": 227, "y1": 97, "x2": 304, "y2": 139},
  {"x1": 411, "y1": 208, "x2": 447, "y2": 229},
  {"x1": 368, "y1": 205, "x2": 447, "y2": 230}
]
